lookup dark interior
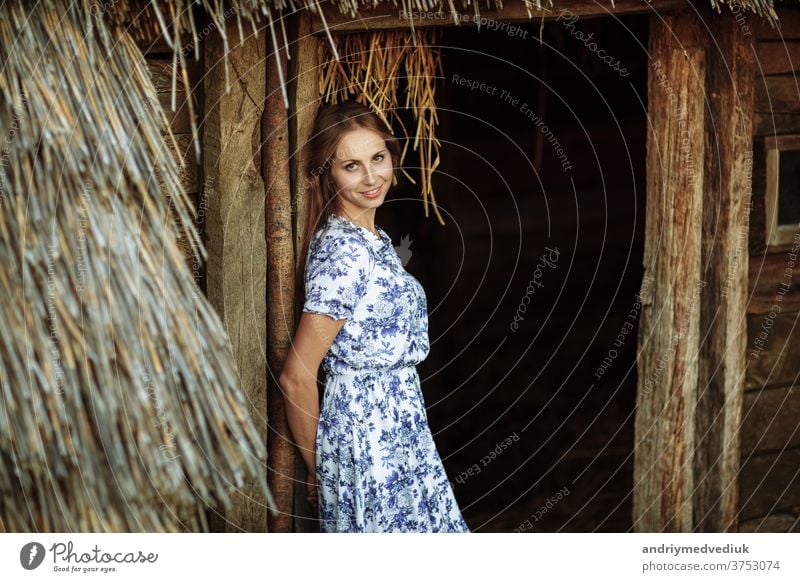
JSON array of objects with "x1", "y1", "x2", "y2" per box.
[{"x1": 381, "y1": 13, "x2": 650, "y2": 532}]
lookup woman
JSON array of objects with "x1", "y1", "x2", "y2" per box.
[{"x1": 279, "y1": 99, "x2": 469, "y2": 533}]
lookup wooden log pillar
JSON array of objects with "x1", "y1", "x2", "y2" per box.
[
  {"x1": 634, "y1": 8, "x2": 706, "y2": 532},
  {"x1": 288, "y1": 10, "x2": 323, "y2": 533},
  {"x1": 203, "y1": 24, "x2": 268, "y2": 531},
  {"x1": 693, "y1": 6, "x2": 755, "y2": 532},
  {"x1": 265, "y1": 16, "x2": 296, "y2": 533}
]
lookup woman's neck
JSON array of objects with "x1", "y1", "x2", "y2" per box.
[{"x1": 335, "y1": 207, "x2": 378, "y2": 235}]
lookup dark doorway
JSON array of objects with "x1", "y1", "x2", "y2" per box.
[{"x1": 382, "y1": 12, "x2": 649, "y2": 531}]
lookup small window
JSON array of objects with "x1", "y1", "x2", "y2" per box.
[{"x1": 765, "y1": 135, "x2": 800, "y2": 247}]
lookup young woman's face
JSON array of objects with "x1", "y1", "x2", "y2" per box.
[{"x1": 329, "y1": 127, "x2": 393, "y2": 216}]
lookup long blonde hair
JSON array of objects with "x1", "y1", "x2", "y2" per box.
[{"x1": 296, "y1": 100, "x2": 402, "y2": 304}]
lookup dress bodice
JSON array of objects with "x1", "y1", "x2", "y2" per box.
[{"x1": 303, "y1": 213, "x2": 430, "y2": 375}]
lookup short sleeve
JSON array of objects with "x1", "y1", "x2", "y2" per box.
[{"x1": 303, "y1": 235, "x2": 374, "y2": 320}]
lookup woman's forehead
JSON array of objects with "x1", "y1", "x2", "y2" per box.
[{"x1": 335, "y1": 129, "x2": 385, "y2": 160}]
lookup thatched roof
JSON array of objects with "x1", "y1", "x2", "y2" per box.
[
  {"x1": 0, "y1": 0, "x2": 275, "y2": 531},
  {"x1": 0, "y1": 0, "x2": 782, "y2": 532}
]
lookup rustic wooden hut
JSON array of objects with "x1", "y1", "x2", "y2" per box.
[{"x1": 3, "y1": 0, "x2": 799, "y2": 534}]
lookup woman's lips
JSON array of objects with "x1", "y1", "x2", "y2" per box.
[{"x1": 362, "y1": 185, "x2": 382, "y2": 198}]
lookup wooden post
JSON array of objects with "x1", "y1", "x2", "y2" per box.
[
  {"x1": 288, "y1": 10, "x2": 323, "y2": 532},
  {"x1": 292, "y1": 11, "x2": 321, "y2": 252},
  {"x1": 693, "y1": 6, "x2": 755, "y2": 532},
  {"x1": 634, "y1": 8, "x2": 706, "y2": 532},
  {"x1": 265, "y1": 15, "x2": 296, "y2": 533},
  {"x1": 203, "y1": 23, "x2": 268, "y2": 532}
]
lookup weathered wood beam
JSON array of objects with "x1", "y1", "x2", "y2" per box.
[
  {"x1": 747, "y1": 254, "x2": 800, "y2": 314},
  {"x1": 293, "y1": 11, "x2": 320, "y2": 252},
  {"x1": 634, "y1": 7, "x2": 706, "y2": 533},
  {"x1": 744, "y1": 311, "x2": 800, "y2": 389},
  {"x1": 755, "y1": 41, "x2": 800, "y2": 76},
  {"x1": 265, "y1": 17, "x2": 296, "y2": 534},
  {"x1": 203, "y1": 23, "x2": 268, "y2": 532},
  {"x1": 311, "y1": 0, "x2": 685, "y2": 33},
  {"x1": 694, "y1": 6, "x2": 755, "y2": 533},
  {"x1": 289, "y1": 10, "x2": 323, "y2": 533},
  {"x1": 741, "y1": 385, "x2": 800, "y2": 455},
  {"x1": 738, "y1": 448, "x2": 800, "y2": 523},
  {"x1": 755, "y1": 75, "x2": 800, "y2": 113},
  {"x1": 755, "y1": 7, "x2": 800, "y2": 39}
]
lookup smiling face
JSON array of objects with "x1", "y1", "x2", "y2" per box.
[{"x1": 329, "y1": 127, "x2": 393, "y2": 218}]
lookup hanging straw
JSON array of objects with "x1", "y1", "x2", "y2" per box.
[
  {"x1": 317, "y1": 28, "x2": 446, "y2": 224},
  {"x1": 0, "y1": 0, "x2": 275, "y2": 532},
  {"x1": 105, "y1": 0, "x2": 777, "y2": 217}
]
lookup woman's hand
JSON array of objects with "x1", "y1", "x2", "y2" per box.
[{"x1": 306, "y1": 471, "x2": 319, "y2": 513}]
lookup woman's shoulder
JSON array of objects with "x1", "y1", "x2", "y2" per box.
[
  {"x1": 306, "y1": 222, "x2": 376, "y2": 279},
  {"x1": 310, "y1": 221, "x2": 371, "y2": 257}
]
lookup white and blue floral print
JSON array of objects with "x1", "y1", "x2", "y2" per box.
[{"x1": 303, "y1": 212, "x2": 470, "y2": 533}]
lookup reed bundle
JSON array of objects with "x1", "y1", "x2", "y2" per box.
[{"x1": 0, "y1": 0, "x2": 275, "y2": 532}]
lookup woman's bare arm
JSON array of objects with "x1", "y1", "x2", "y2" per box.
[{"x1": 278, "y1": 312, "x2": 346, "y2": 475}]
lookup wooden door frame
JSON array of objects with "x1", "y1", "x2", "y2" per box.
[
  {"x1": 635, "y1": 5, "x2": 755, "y2": 532},
  {"x1": 275, "y1": 0, "x2": 755, "y2": 533}
]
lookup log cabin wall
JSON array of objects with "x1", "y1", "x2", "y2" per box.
[{"x1": 741, "y1": 6, "x2": 800, "y2": 533}]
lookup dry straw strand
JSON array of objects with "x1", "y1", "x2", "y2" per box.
[
  {"x1": 318, "y1": 28, "x2": 446, "y2": 224},
  {"x1": 0, "y1": 0, "x2": 275, "y2": 532}
]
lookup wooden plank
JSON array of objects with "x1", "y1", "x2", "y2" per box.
[
  {"x1": 754, "y1": 112, "x2": 800, "y2": 135},
  {"x1": 693, "y1": 6, "x2": 755, "y2": 533},
  {"x1": 265, "y1": 14, "x2": 296, "y2": 534},
  {"x1": 741, "y1": 385, "x2": 800, "y2": 454},
  {"x1": 745, "y1": 311, "x2": 800, "y2": 390},
  {"x1": 738, "y1": 448, "x2": 800, "y2": 520},
  {"x1": 203, "y1": 21, "x2": 268, "y2": 532},
  {"x1": 750, "y1": 135, "x2": 769, "y2": 254},
  {"x1": 634, "y1": 7, "x2": 705, "y2": 533},
  {"x1": 747, "y1": 253, "x2": 800, "y2": 314},
  {"x1": 293, "y1": 12, "x2": 321, "y2": 260},
  {"x1": 739, "y1": 514, "x2": 800, "y2": 532},
  {"x1": 756, "y1": 41, "x2": 800, "y2": 75},
  {"x1": 310, "y1": 0, "x2": 685, "y2": 34},
  {"x1": 756, "y1": 8, "x2": 800, "y2": 40},
  {"x1": 755, "y1": 75, "x2": 800, "y2": 113}
]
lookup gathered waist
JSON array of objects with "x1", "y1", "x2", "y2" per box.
[{"x1": 324, "y1": 363, "x2": 417, "y2": 378}]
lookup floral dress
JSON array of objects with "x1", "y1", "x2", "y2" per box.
[{"x1": 302, "y1": 212, "x2": 470, "y2": 533}]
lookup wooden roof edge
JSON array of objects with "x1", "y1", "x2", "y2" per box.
[{"x1": 119, "y1": 0, "x2": 780, "y2": 52}]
